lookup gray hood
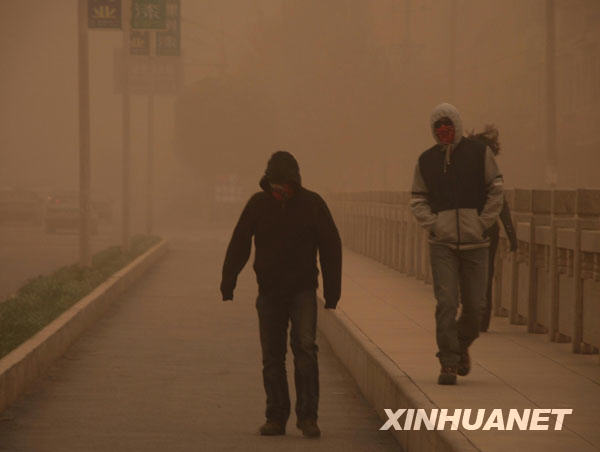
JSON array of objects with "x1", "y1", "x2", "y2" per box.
[{"x1": 430, "y1": 102, "x2": 463, "y2": 146}]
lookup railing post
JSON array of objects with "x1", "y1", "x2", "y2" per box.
[
  {"x1": 571, "y1": 189, "x2": 600, "y2": 354},
  {"x1": 572, "y1": 203, "x2": 583, "y2": 353},
  {"x1": 548, "y1": 190, "x2": 559, "y2": 341},
  {"x1": 407, "y1": 217, "x2": 415, "y2": 276},
  {"x1": 510, "y1": 189, "x2": 531, "y2": 325},
  {"x1": 552, "y1": 190, "x2": 576, "y2": 343},
  {"x1": 528, "y1": 190, "x2": 551, "y2": 334},
  {"x1": 399, "y1": 192, "x2": 408, "y2": 273}
]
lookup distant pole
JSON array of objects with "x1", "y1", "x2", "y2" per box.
[
  {"x1": 146, "y1": 93, "x2": 155, "y2": 234},
  {"x1": 78, "y1": 0, "x2": 92, "y2": 267},
  {"x1": 402, "y1": 0, "x2": 411, "y2": 64},
  {"x1": 121, "y1": 0, "x2": 132, "y2": 252},
  {"x1": 218, "y1": 7, "x2": 228, "y2": 76},
  {"x1": 545, "y1": 0, "x2": 558, "y2": 188},
  {"x1": 448, "y1": 0, "x2": 457, "y2": 102},
  {"x1": 146, "y1": 38, "x2": 155, "y2": 235}
]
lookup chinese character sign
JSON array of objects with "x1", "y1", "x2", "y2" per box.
[
  {"x1": 131, "y1": 0, "x2": 167, "y2": 30},
  {"x1": 156, "y1": 0, "x2": 180, "y2": 56},
  {"x1": 88, "y1": 0, "x2": 121, "y2": 29}
]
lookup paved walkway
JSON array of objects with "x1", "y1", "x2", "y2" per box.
[
  {"x1": 0, "y1": 230, "x2": 399, "y2": 451},
  {"x1": 338, "y1": 249, "x2": 600, "y2": 452}
]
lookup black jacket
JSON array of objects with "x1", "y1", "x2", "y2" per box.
[
  {"x1": 220, "y1": 184, "x2": 342, "y2": 308},
  {"x1": 418, "y1": 137, "x2": 487, "y2": 214}
]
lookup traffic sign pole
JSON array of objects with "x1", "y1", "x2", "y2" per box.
[
  {"x1": 78, "y1": 0, "x2": 92, "y2": 267},
  {"x1": 121, "y1": 0, "x2": 132, "y2": 252},
  {"x1": 146, "y1": 33, "x2": 155, "y2": 235},
  {"x1": 146, "y1": 91, "x2": 155, "y2": 235}
]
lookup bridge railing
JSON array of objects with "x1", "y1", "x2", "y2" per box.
[{"x1": 327, "y1": 189, "x2": 600, "y2": 361}]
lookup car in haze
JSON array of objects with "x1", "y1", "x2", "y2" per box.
[
  {"x1": 44, "y1": 191, "x2": 99, "y2": 234},
  {"x1": 0, "y1": 187, "x2": 44, "y2": 225}
]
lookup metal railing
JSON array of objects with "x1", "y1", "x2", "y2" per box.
[{"x1": 327, "y1": 189, "x2": 600, "y2": 361}]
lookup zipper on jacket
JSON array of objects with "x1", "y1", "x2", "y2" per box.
[{"x1": 449, "y1": 148, "x2": 461, "y2": 251}]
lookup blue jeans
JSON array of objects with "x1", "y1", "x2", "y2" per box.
[
  {"x1": 429, "y1": 244, "x2": 489, "y2": 366},
  {"x1": 255, "y1": 289, "x2": 319, "y2": 424}
]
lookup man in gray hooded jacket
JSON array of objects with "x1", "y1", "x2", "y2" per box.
[{"x1": 410, "y1": 103, "x2": 504, "y2": 385}]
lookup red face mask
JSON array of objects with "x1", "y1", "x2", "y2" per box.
[
  {"x1": 271, "y1": 183, "x2": 294, "y2": 201},
  {"x1": 435, "y1": 124, "x2": 455, "y2": 145}
]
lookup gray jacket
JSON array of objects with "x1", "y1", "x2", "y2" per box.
[{"x1": 410, "y1": 103, "x2": 504, "y2": 250}]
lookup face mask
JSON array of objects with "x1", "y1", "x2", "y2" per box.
[
  {"x1": 435, "y1": 124, "x2": 455, "y2": 144},
  {"x1": 270, "y1": 183, "x2": 294, "y2": 201}
]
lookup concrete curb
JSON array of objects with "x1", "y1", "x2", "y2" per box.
[
  {"x1": 0, "y1": 239, "x2": 169, "y2": 414},
  {"x1": 318, "y1": 301, "x2": 479, "y2": 452}
]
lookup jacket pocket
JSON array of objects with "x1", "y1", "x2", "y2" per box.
[
  {"x1": 458, "y1": 208, "x2": 485, "y2": 243},
  {"x1": 431, "y1": 209, "x2": 458, "y2": 243}
]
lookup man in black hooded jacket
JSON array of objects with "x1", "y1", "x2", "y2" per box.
[{"x1": 220, "y1": 151, "x2": 342, "y2": 438}]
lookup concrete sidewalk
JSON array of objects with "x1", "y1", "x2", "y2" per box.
[
  {"x1": 335, "y1": 249, "x2": 600, "y2": 452},
  {"x1": 0, "y1": 231, "x2": 399, "y2": 451}
]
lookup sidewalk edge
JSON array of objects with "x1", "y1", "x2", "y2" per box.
[
  {"x1": 0, "y1": 239, "x2": 169, "y2": 414},
  {"x1": 318, "y1": 301, "x2": 480, "y2": 452}
]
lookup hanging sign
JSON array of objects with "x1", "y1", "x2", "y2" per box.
[{"x1": 88, "y1": 0, "x2": 121, "y2": 29}]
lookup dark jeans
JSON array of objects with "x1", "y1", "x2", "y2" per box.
[
  {"x1": 481, "y1": 224, "x2": 500, "y2": 331},
  {"x1": 255, "y1": 289, "x2": 319, "y2": 425},
  {"x1": 430, "y1": 244, "x2": 489, "y2": 366}
]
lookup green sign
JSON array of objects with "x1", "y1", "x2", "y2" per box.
[
  {"x1": 156, "y1": 0, "x2": 180, "y2": 56},
  {"x1": 131, "y1": 0, "x2": 167, "y2": 30},
  {"x1": 88, "y1": 0, "x2": 121, "y2": 29}
]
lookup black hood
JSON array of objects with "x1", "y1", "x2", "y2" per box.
[{"x1": 259, "y1": 151, "x2": 302, "y2": 192}]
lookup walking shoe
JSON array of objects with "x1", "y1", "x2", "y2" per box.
[
  {"x1": 457, "y1": 350, "x2": 471, "y2": 376},
  {"x1": 296, "y1": 419, "x2": 321, "y2": 438},
  {"x1": 259, "y1": 420, "x2": 286, "y2": 436},
  {"x1": 437, "y1": 365, "x2": 458, "y2": 385}
]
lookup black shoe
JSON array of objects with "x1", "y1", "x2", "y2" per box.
[
  {"x1": 296, "y1": 419, "x2": 321, "y2": 438},
  {"x1": 259, "y1": 420, "x2": 286, "y2": 436},
  {"x1": 457, "y1": 350, "x2": 471, "y2": 376},
  {"x1": 438, "y1": 365, "x2": 457, "y2": 385}
]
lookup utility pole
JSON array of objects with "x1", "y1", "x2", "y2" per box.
[
  {"x1": 545, "y1": 0, "x2": 558, "y2": 188},
  {"x1": 78, "y1": 0, "x2": 92, "y2": 267},
  {"x1": 121, "y1": 0, "x2": 132, "y2": 252}
]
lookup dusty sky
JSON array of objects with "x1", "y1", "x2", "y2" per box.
[{"x1": 1, "y1": 0, "x2": 599, "y2": 206}]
